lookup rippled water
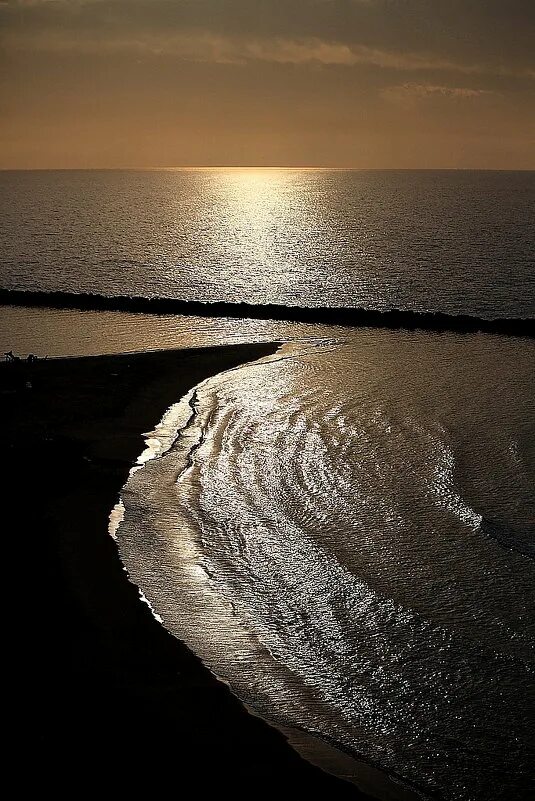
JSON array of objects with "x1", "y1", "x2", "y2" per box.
[
  {"x1": 116, "y1": 330, "x2": 535, "y2": 801},
  {"x1": 1, "y1": 169, "x2": 534, "y2": 318}
]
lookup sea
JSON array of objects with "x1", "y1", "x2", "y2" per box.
[{"x1": 1, "y1": 169, "x2": 534, "y2": 801}]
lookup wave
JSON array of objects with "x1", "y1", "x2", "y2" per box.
[{"x1": 1, "y1": 288, "x2": 533, "y2": 337}]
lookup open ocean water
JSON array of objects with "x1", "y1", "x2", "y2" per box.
[
  {"x1": 1, "y1": 169, "x2": 534, "y2": 800},
  {"x1": 1, "y1": 168, "x2": 534, "y2": 318}
]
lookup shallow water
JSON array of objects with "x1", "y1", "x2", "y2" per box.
[
  {"x1": 0, "y1": 303, "x2": 343, "y2": 357},
  {"x1": 116, "y1": 330, "x2": 535, "y2": 801}
]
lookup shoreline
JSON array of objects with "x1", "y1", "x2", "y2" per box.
[
  {"x1": 111, "y1": 344, "x2": 423, "y2": 801},
  {"x1": 5, "y1": 343, "x2": 382, "y2": 797}
]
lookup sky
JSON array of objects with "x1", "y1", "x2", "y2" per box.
[{"x1": 1, "y1": 0, "x2": 534, "y2": 169}]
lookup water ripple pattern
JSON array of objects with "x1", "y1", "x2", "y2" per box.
[{"x1": 116, "y1": 330, "x2": 535, "y2": 801}]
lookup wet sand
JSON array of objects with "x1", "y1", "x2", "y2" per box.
[{"x1": 4, "y1": 344, "x2": 375, "y2": 798}]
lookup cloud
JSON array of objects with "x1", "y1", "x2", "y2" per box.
[
  {"x1": 1, "y1": 0, "x2": 534, "y2": 79},
  {"x1": 382, "y1": 82, "x2": 498, "y2": 107},
  {"x1": 241, "y1": 39, "x2": 530, "y2": 77},
  {"x1": 2, "y1": 25, "x2": 534, "y2": 83}
]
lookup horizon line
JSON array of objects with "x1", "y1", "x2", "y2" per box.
[{"x1": 1, "y1": 166, "x2": 534, "y2": 172}]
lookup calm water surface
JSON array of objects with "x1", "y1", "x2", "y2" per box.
[{"x1": 1, "y1": 169, "x2": 534, "y2": 318}]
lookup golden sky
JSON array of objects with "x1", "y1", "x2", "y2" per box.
[{"x1": 1, "y1": 0, "x2": 534, "y2": 169}]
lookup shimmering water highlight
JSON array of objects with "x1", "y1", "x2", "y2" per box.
[{"x1": 116, "y1": 330, "x2": 535, "y2": 801}]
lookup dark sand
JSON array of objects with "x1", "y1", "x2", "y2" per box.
[{"x1": 4, "y1": 345, "x2": 375, "y2": 798}]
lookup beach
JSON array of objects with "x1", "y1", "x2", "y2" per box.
[{"x1": 5, "y1": 344, "x2": 374, "y2": 798}]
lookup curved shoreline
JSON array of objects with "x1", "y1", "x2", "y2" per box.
[
  {"x1": 1, "y1": 287, "x2": 533, "y2": 337},
  {"x1": 112, "y1": 344, "x2": 424, "y2": 800},
  {"x1": 4, "y1": 343, "x2": 380, "y2": 798}
]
